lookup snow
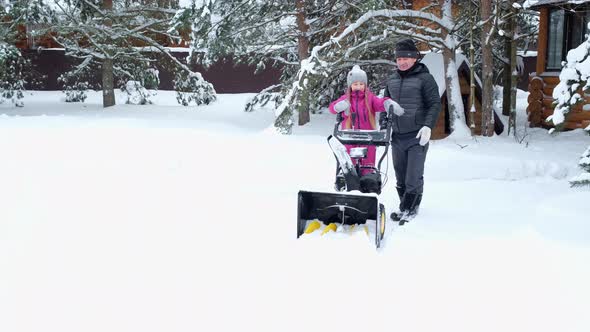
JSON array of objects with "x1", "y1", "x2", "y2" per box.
[
  {"x1": 571, "y1": 172, "x2": 590, "y2": 183},
  {"x1": 0, "y1": 90, "x2": 589, "y2": 332},
  {"x1": 518, "y1": 50, "x2": 538, "y2": 57}
]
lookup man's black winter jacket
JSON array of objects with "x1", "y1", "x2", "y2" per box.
[{"x1": 384, "y1": 63, "x2": 442, "y2": 134}]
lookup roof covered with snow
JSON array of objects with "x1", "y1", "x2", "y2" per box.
[{"x1": 420, "y1": 52, "x2": 474, "y2": 97}]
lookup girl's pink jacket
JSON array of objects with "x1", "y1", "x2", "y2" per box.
[
  {"x1": 328, "y1": 90, "x2": 389, "y2": 130},
  {"x1": 328, "y1": 90, "x2": 390, "y2": 175}
]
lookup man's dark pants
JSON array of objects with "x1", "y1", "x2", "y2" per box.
[{"x1": 391, "y1": 131, "x2": 429, "y2": 196}]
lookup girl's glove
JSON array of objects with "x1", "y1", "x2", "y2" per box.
[
  {"x1": 416, "y1": 126, "x2": 431, "y2": 146},
  {"x1": 384, "y1": 99, "x2": 404, "y2": 116},
  {"x1": 334, "y1": 99, "x2": 351, "y2": 116}
]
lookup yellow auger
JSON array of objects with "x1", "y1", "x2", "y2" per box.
[
  {"x1": 320, "y1": 223, "x2": 337, "y2": 235},
  {"x1": 303, "y1": 220, "x2": 321, "y2": 234}
]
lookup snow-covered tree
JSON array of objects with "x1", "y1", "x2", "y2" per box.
[
  {"x1": 497, "y1": 0, "x2": 538, "y2": 136},
  {"x1": 273, "y1": 2, "x2": 470, "y2": 134},
  {"x1": 0, "y1": 0, "x2": 50, "y2": 106},
  {"x1": 43, "y1": 0, "x2": 215, "y2": 107},
  {"x1": 174, "y1": 70, "x2": 215, "y2": 106},
  {"x1": 57, "y1": 57, "x2": 96, "y2": 102},
  {"x1": 570, "y1": 143, "x2": 590, "y2": 188},
  {"x1": 454, "y1": 0, "x2": 537, "y2": 137},
  {"x1": 549, "y1": 23, "x2": 590, "y2": 188},
  {"x1": 181, "y1": 1, "x2": 474, "y2": 134},
  {"x1": 480, "y1": 0, "x2": 495, "y2": 137},
  {"x1": 0, "y1": 43, "x2": 26, "y2": 107},
  {"x1": 438, "y1": 0, "x2": 470, "y2": 138},
  {"x1": 177, "y1": 0, "x2": 371, "y2": 129}
]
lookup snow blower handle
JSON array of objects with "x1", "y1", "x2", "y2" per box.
[
  {"x1": 334, "y1": 112, "x2": 357, "y2": 130},
  {"x1": 379, "y1": 111, "x2": 388, "y2": 130}
]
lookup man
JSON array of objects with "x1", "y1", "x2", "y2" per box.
[{"x1": 383, "y1": 38, "x2": 441, "y2": 224}]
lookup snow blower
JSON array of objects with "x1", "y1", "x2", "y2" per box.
[{"x1": 297, "y1": 106, "x2": 394, "y2": 248}]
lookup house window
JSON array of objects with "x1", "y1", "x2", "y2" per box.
[
  {"x1": 547, "y1": 9, "x2": 565, "y2": 70},
  {"x1": 547, "y1": 6, "x2": 590, "y2": 70}
]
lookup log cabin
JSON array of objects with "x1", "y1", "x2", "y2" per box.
[{"x1": 527, "y1": 0, "x2": 590, "y2": 130}]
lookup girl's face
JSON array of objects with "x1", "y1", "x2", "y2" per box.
[{"x1": 351, "y1": 82, "x2": 366, "y2": 91}]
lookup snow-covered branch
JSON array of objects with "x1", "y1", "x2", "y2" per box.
[{"x1": 274, "y1": 8, "x2": 454, "y2": 122}]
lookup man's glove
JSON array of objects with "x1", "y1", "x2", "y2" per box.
[
  {"x1": 416, "y1": 126, "x2": 431, "y2": 146},
  {"x1": 384, "y1": 99, "x2": 404, "y2": 116},
  {"x1": 334, "y1": 99, "x2": 351, "y2": 116}
]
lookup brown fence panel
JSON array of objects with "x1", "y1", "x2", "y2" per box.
[{"x1": 22, "y1": 49, "x2": 282, "y2": 93}]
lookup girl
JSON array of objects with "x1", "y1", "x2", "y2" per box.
[{"x1": 329, "y1": 65, "x2": 398, "y2": 176}]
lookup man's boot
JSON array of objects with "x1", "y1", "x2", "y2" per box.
[
  {"x1": 390, "y1": 186, "x2": 405, "y2": 221},
  {"x1": 399, "y1": 193, "x2": 422, "y2": 225}
]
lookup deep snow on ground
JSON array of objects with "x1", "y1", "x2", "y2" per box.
[{"x1": 0, "y1": 90, "x2": 588, "y2": 332}]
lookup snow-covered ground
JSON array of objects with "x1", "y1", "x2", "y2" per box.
[{"x1": 0, "y1": 90, "x2": 588, "y2": 332}]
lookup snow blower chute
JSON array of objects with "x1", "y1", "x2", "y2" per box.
[{"x1": 297, "y1": 106, "x2": 394, "y2": 248}]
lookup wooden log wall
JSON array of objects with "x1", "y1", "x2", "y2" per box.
[{"x1": 527, "y1": 74, "x2": 590, "y2": 130}]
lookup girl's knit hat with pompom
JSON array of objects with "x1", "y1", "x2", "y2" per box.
[{"x1": 346, "y1": 65, "x2": 367, "y2": 88}]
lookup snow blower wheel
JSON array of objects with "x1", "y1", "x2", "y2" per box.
[{"x1": 376, "y1": 203, "x2": 386, "y2": 248}]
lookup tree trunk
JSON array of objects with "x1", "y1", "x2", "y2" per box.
[
  {"x1": 502, "y1": 19, "x2": 512, "y2": 117},
  {"x1": 441, "y1": 0, "x2": 470, "y2": 137},
  {"x1": 480, "y1": 0, "x2": 495, "y2": 136},
  {"x1": 469, "y1": 11, "x2": 476, "y2": 135},
  {"x1": 295, "y1": 0, "x2": 310, "y2": 126},
  {"x1": 508, "y1": 3, "x2": 518, "y2": 136},
  {"x1": 102, "y1": 58, "x2": 115, "y2": 107},
  {"x1": 102, "y1": 0, "x2": 115, "y2": 107},
  {"x1": 442, "y1": 46, "x2": 469, "y2": 136}
]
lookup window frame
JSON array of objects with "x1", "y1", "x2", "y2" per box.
[{"x1": 546, "y1": 5, "x2": 590, "y2": 71}]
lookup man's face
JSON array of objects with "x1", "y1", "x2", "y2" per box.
[{"x1": 396, "y1": 57, "x2": 417, "y2": 71}]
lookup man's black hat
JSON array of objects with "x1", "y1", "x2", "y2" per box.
[{"x1": 395, "y1": 39, "x2": 420, "y2": 59}]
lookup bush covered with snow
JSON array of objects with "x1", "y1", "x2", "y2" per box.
[
  {"x1": 63, "y1": 82, "x2": 91, "y2": 103},
  {"x1": 58, "y1": 58, "x2": 97, "y2": 103},
  {"x1": 117, "y1": 66, "x2": 159, "y2": 105},
  {"x1": 121, "y1": 80, "x2": 154, "y2": 105},
  {"x1": 174, "y1": 71, "x2": 216, "y2": 106}
]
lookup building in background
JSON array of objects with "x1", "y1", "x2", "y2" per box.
[{"x1": 527, "y1": 0, "x2": 590, "y2": 130}]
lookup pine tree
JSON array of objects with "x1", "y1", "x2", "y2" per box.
[
  {"x1": 178, "y1": 0, "x2": 364, "y2": 132},
  {"x1": 0, "y1": 43, "x2": 26, "y2": 107},
  {"x1": 1, "y1": 2, "x2": 19, "y2": 106},
  {"x1": 550, "y1": 23, "x2": 590, "y2": 188},
  {"x1": 570, "y1": 143, "x2": 590, "y2": 188},
  {"x1": 0, "y1": 0, "x2": 49, "y2": 107}
]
